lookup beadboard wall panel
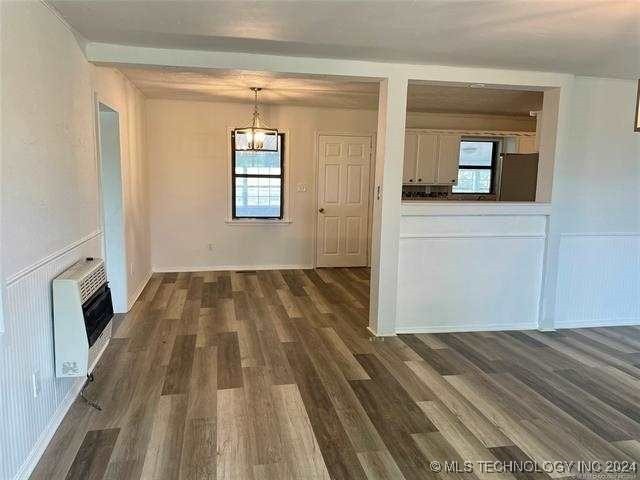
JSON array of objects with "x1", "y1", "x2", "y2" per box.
[
  {"x1": 555, "y1": 233, "x2": 640, "y2": 328},
  {"x1": 0, "y1": 235, "x2": 102, "y2": 480},
  {"x1": 547, "y1": 77, "x2": 640, "y2": 330},
  {"x1": 396, "y1": 207, "x2": 548, "y2": 333}
]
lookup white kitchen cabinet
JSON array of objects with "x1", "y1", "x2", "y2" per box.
[
  {"x1": 415, "y1": 133, "x2": 438, "y2": 184},
  {"x1": 403, "y1": 132, "x2": 419, "y2": 184},
  {"x1": 436, "y1": 134, "x2": 461, "y2": 185},
  {"x1": 402, "y1": 131, "x2": 459, "y2": 185}
]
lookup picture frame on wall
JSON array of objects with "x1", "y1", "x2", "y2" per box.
[{"x1": 636, "y1": 80, "x2": 640, "y2": 132}]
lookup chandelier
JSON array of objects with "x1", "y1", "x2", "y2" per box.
[{"x1": 233, "y1": 87, "x2": 278, "y2": 151}]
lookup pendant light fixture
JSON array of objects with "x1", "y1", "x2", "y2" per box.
[{"x1": 233, "y1": 87, "x2": 278, "y2": 151}]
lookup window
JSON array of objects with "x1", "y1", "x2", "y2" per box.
[
  {"x1": 452, "y1": 140, "x2": 496, "y2": 194},
  {"x1": 231, "y1": 132, "x2": 284, "y2": 219}
]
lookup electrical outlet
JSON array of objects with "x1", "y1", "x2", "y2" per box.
[
  {"x1": 296, "y1": 183, "x2": 307, "y2": 192},
  {"x1": 32, "y1": 370, "x2": 41, "y2": 398}
]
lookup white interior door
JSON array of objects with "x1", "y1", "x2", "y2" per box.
[{"x1": 317, "y1": 135, "x2": 372, "y2": 267}]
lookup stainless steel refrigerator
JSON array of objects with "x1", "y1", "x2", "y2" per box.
[{"x1": 499, "y1": 153, "x2": 539, "y2": 201}]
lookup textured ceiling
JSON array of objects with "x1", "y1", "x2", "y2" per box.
[
  {"x1": 116, "y1": 66, "x2": 543, "y2": 115},
  {"x1": 52, "y1": 0, "x2": 640, "y2": 78},
  {"x1": 116, "y1": 67, "x2": 380, "y2": 110},
  {"x1": 407, "y1": 84, "x2": 543, "y2": 115}
]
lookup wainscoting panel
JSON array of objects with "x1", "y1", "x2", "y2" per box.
[
  {"x1": 0, "y1": 233, "x2": 102, "y2": 480},
  {"x1": 396, "y1": 207, "x2": 548, "y2": 333},
  {"x1": 555, "y1": 233, "x2": 640, "y2": 328}
]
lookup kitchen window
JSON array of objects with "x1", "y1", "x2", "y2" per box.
[
  {"x1": 452, "y1": 140, "x2": 496, "y2": 194},
  {"x1": 231, "y1": 132, "x2": 284, "y2": 219}
]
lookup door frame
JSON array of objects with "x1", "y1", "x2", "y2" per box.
[
  {"x1": 314, "y1": 131, "x2": 376, "y2": 268},
  {"x1": 94, "y1": 96, "x2": 128, "y2": 313}
]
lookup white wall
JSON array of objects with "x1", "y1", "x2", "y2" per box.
[
  {"x1": 147, "y1": 99, "x2": 378, "y2": 271},
  {"x1": 552, "y1": 77, "x2": 640, "y2": 328},
  {"x1": 0, "y1": 4, "x2": 150, "y2": 479},
  {"x1": 2, "y1": 5, "x2": 98, "y2": 280}
]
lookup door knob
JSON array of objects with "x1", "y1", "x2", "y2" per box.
[{"x1": 319, "y1": 208, "x2": 325, "y2": 213}]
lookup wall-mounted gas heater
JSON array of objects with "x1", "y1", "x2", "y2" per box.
[{"x1": 53, "y1": 258, "x2": 114, "y2": 378}]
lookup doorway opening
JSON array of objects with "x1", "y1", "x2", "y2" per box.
[{"x1": 97, "y1": 102, "x2": 127, "y2": 313}]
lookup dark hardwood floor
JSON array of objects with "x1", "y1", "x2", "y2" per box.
[{"x1": 32, "y1": 269, "x2": 640, "y2": 479}]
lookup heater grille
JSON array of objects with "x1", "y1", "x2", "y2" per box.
[{"x1": 79, "y1": 263, "x2": 107, "y2": 303}]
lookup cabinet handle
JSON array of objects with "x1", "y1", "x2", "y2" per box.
[
  {"x1": 418, "y1": 178, "x2": 422, "y2": 182},
  {"x1": 451, "y1": 179, "x2": 456, "y2": 183},
  {"x1": 409, "y1": 179, "x2": 413, "y2": 182}
]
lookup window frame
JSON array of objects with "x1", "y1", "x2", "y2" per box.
[
  {"x1": 453, "y1": 139, "x2": 499, "y2": 195},
  {"x1": 230, "y1": 131, "x2": 286, "y2": 221}
]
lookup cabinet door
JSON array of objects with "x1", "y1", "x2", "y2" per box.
[
  {"x1": 436, "y1": 134, "x2": 461, "y2": 185},
  {"x1": 403, "y1": 132, "x2": 418, "y2": 184},
  {"x1": 415, "y1": 133, "x2": 438, "y2": 184}
]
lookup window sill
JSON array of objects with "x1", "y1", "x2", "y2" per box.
[{"x1": 225, "y1": 218, "x2": 292, "y2": 226}]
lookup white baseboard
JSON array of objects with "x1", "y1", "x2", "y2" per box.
[
  {"x1": 13, "y1": 377, "x2": 84, "y2": 480},
  {"x1": 366, "y1": 326, "x2": 396, "y2": 338},
  {"x1": 153, "y1": 264, "x2": 313, "y2": 273},
  {"x1": 127, "y1": 270, "x2": 152, "y2": 311},
  {"x1": 395, "y1": 322, "x2": 539, "y2": 334},
  {"x1": 554, "y1": 317, "x2": 640, "y2": 330}
]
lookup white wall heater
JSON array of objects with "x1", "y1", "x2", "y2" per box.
[{"x1": 53, "y1": 258, "x2": 114, "y2": 378}]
